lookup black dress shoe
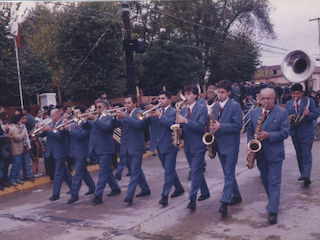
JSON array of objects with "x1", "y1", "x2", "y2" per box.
[
  {"x1": 304, "y1": 179, "x2": 311, "y2": 187},
  {"x1": 229, "y1": 196, "x2": 242, "y2": 206},
  {"x1": 198, "y1": 194, "x2": 210, "y2": 201},
  {"x1": 107, "y1": 188, "x2": 121, "y2": 196},
  {"x1": 187, "y1": 170, "x2": 191, "y2": 181},
  {"x1": 268, "y1": 213, "x2": 277, "y2": 224},
  {"x1": 159, "y1": 196, "x2": 168, "y2": 206},
  {"x1": 126, "y1": 172, "x2": 131, "y2": 177},
  {"x1": 170, "y1": 189, "x2": 185, "y2": 198},
  {"x1": 218, "y1": 202, "x2": 228, "y2": 215},
  {"x1": 187, "y1": 200, "x2": 196, "y2": 211},
  {"x1": 84, "y1": 189, "x2": 95, "y2": 195},
  {"x1": 91, "y1": 196, "x2": 102, "y2": 205},
  {"x1": 123, "y1": 197, "x2": 133, "y2": 204},
  {"x1": 135, "y1": 191, "x2": 150, "y2": 197},
  {"x1": 66, "y1": 190, "x2": 71, "y2": 194},
  {"x1": 298, "y1": 176, "x2": 308, "y2": 181},
  {"x1": 67, "y1": 195, "x2": 79, "y2": 204},
  {"x1": 115, "y1": 174, "x2": 121, "y2": 181},
  {"x1": 49, "y1": 195, "x2": 60, "y2": 201}
]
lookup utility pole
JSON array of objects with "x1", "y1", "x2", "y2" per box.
[
  {"x1": 122, "y1": 1, "x2": 136, "y2": 95},
  {"x1": 309, "y1": 17, "x2": 320, "y2": 61}
]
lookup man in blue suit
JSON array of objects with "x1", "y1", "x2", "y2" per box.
[
  {"x1": 147, "y1": 90, "x2": 185, "y2": 207},
  {"x1": 211, "y1": 80, "x2": 243, "y2": 215},
  {"x1": 115, "y1": 94, "x2": 150, "y2": 204},
  {"x1": 248, "y1": 87, "x2": 290, "y2": 224},
  {"x1": 177, "y1": 85, "x2": 209, "y2": 211},
  {"x1": 285, "y1": 83, "x2": 318, "y2": 187},
  {"x1": 43, "y1": 108, "x2": 73, "y2": 201},
  {"x1": 83, "y1": 99, "x2": 121, "y2": 205},
  {"x1": 66, "y1": 106, "x2": 96, "y2": 204}
]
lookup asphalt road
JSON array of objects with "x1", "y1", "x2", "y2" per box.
[{"x1": 0, "y1": 132, "x2": 320, "y2": 240}]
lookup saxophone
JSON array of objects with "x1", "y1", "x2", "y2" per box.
[
  {"x1": 202, "y1": 104, "x2": 216, "y2": 159},
  {"x1": 170, "y1": 92, "x2": 186, "y2": 147},
  {"x1": 246, "y1": 108, "x2": 264, "y2": 169}
]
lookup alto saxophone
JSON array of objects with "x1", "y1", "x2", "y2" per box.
[
  {"x1": 170, "y1": 100, "x2": 186, "y2": 148},
  {"x1": 246, "y1": 108, "x2": 264, "y2": 169},
  {"x1": 202, "y1": 104, "x2": 216, "y2": 158}
]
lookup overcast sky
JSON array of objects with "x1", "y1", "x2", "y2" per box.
[
  {"x1": 261, "y1": 0, "x2": 320, "y2": 67},
  {"x1": 19, "y1": 0, "x2": 320, "y2": 68}
]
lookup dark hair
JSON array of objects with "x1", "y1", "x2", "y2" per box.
[
  {"x1": 11, "y1": 115, "x2": 22, "y2": 124},
  {"x1": 64, "y1": 105, "x2": 71, "y2": 110},
  {"x1": 291, "y1": 83, "x2": 303, "y2": 92},
  {"x1": 35, "y1": 109, "x2": 41, "y2": 115},
  {"x1": 74, "y1": 106, "x2": 86, "y2": 113},
  {"x1": 139, "y1": 102, "x2": 148, "y2": 110},
  {"x1": 43, "y1": 112, "x2": 48, "y2": 117},
  {"x1": 0, "y1": 112, "x2": 7, "y2": 121},
  {"x1": 56, "y1": 104, "x2": 63, "y2": 110},
  {"x1": 112, "y1": 102, "x2": 123, "y2": 108},
  {"x1": 15, "y1": 107, "x2": 23, "y2": 114},
  {"x1": 24, "y1": 106, "x2": 31, "y2": 113},
  {"x1": 125, "y1": 94, "x2": 137, "y2": 103},
  {"x1": 18, "y1": 113, "x2": 26, "y2": 119},
  {"x1": 159, "y1": 90, "x2": 172, "y2": 99},
  {"x1": 185, "y1": 85, "x2": 199, "y2": 98},
  {"x1": 43, "y1": 106, "x2": 48, "y2": 110},
  {"x1": 99, "y1": 91, "x2": 106, "y2": 96},
  {"x1": 216, "y1": 79, "x2": 232, "y2": 92}
]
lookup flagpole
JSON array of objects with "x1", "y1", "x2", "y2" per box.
[{"x1": 14, "y1": 37, "x2": 24, "y2": 109}]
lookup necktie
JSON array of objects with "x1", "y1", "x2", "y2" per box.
[
  {"x1": 188, "y1": 108, "x2": 191, "y2": 119},
  {"x1": 219, "y1": 106, "x2": 223, "y2": 115},
  {"x1": 296, "y1": 102, "x2": 299, "y2": 112},
  {"x1": 162, "y1": 108, "x2": 165, "y2": 115},
  {"x1": 263, "y1": 111, "x2": 268, "y2": 121},
  {"x1": 75, "y1": 121, "x2": 79, "y2": 130}
]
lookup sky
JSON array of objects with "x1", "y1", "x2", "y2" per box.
[
  {"x1": 260, "y1": 0, "x2": 320, "y2": 67},
  {"x1": 17, "y1": 0, "x2": 320, "y2": 68}
]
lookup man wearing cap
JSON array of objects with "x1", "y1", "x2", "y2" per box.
[{"x1": 285, "y1": 83, "x2": 318, "y2": 187}]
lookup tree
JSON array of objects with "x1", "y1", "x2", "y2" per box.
[{"x1": 57, "y1": 2, "x2": 126, "y2": 102}]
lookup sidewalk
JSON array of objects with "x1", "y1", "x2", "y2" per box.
[{"x1": 0, "y1": 150, "x2": 155, "y2": 198}]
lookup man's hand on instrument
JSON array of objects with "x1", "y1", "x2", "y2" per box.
[
  {"x1": 42, "y1": 126, "x2": 51, "y2": 132},
  {"x1": 116, "y1": 111, "x2": 126, "y2": 119},
  {"x1": 212, "y1": 121, "x2": 220, "y2": 131},
  {"x1": 176, "y1": 115, "x2": 187, "y2": 124},
  {"x1": 303, "y1": 108, "x2": 310, "y2": 116},
  {"x1": 289, "y1": 114, "x2": 295, "y2": 122},
  {"x1": 64, "y1": 124, "x2": 71, "y2": 131},
  {"x1": 150, "y1": 109, "x2": 160, "y2": 118},
  {"x1": 257, "y1": 131, "x2": 268, "y2": 141}
]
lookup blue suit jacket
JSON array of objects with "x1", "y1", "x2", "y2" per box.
[
  {"x1": 285, "y1": 96, "x2": 318, "y2": 138},
  {"x1": 181, "y1": 102, "x2": 207, "y2": 154},
  {"x1": 248, "y1": 105, "x2": 290, "y2": 162},
  {"x1": 213, "y1": 99, "x2": 243, "y2": 155},
  {"x1": 148, "y1": 106, "x2": 179, "y2": 153},
  {"x1": 83, "y1": 116, "x2": 114, "y2": 155},
  {"x1": 69, "y1": 121, "x2": 90, "y2": 159},
  {"x1": 45, "y1": 119, "x2": 69, "y2": 159},
  {"x1": 115, "y1": 108, "x2": 146, "y2": 156}
]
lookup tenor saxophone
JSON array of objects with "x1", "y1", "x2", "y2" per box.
[{"x1": 246, "y1": 109, "x2": 264, "y2": 169}]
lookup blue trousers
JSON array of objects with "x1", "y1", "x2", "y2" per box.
[
  {"x1": 0, "y1": 159, "x2": 3, "y2": 178},
  {"x1": 70, "y1": 157, "x2": 95, "y2": 197},
  {"x1": 218, "y1": 152, "x2": 241, "y2": 203},
  {"x1": 292, "y1": 136, "x2": 313, "y2": 179},
  {"x1": 9, "y1": 155, "x2": 22, "y2": 182},
  {"x1": 257, "y1": 157, "x2": 283, "y2": 214},
  {"x1": 186, "y1": 151, "x2": 209, "y2": 202},
  {"x1": 158, "y1": 150, "x2": 183, "y2": 197},
  {"x1": 52, "y1": 156, "x2": 73, "y2": 196},
  {"x1": 94, "y1": 154, "x2": 120, "y2": 198},
  {"x1": 22, "y1": 148, "x2": 32, "y2": 178},
  {"x1": 125, "y1": 154, "x2": 150, "y2": 200},
  {"x1": 116, "y1": 154, "x2": 131, "y2": 176}
]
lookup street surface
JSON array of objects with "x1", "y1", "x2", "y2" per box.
[{"x1": 0, "y1": 132, "x2": 320, "y2": 240}]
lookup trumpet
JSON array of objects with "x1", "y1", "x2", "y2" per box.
[
  {"x1": 30, "y1": 120, "x2": 53, "y2": 137},
  {"x1": 137, "y1": 103, "x2": 161, "y2": 120},
  {"x1": 73, "y1": 109, "x2": 107, "y2": 120},
  {"x1": 52, "y1": 118, "x2": 77, "y2": 133}
]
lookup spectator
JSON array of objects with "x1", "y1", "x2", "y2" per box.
[
  {"x1": 34, "y1": 109, "x2": 42, "y2": 126},
  {"x1": 14, "y1": 107, "x2": 23, "y2": 116},
  {"x1": 63, "y1": 105, "x2": 73, "y2": 120},
  {"x1": 0, "y1": 106, "x2": 5, "y2": 114},
  {"x1": 0, "y1": 113, "x2": 10, "y2": 184},
  {"x1": 8, "y1": 115, "x2": 26, "y2": 186},
  {"x1": 231, "y1": 82, "x2": 241, "y2": 104},
  {"x1": 55, "y1": 104, "x2": 64, "y2": 115},
  {"x1": 23, "y1": 106, "x2": 35, "y2": 133},
  {"x1": 0, "y1": 119, "x2": 10, "y2": 189},
  {"x1": 30, "y1": 135, "x2": 42, "y2": 178}
]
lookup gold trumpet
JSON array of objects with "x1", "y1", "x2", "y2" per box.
[
  {"x1": 52, "y1": 118, "x2": 77, "y2": 133},
  {"x1": 30, "y1": 120, "x2": 53, "y2": 137},
  {"x1": 137, "y1": 103, "x2": 161, "y2": 120}
]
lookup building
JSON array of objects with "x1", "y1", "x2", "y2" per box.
[{"x1": 253, "y1": 65, "x2": 320, "y2": 91}]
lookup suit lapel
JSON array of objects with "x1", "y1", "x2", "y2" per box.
[
  {"x1": 219, "y1": 99, "x2": 231, "y2": 122},
  {"x1": 264, "y1": 105, "x2": 278, "y2": 131},
  {"x1": 190, "y1": 102, "x2": 199, "y2": 120}
]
